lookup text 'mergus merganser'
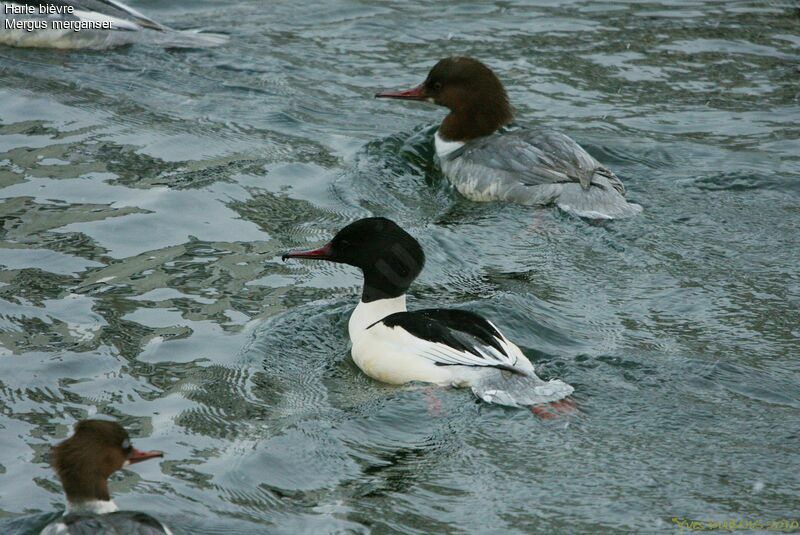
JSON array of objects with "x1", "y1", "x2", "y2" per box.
[{"x1": 1, "y1": 1, "x2": 227, "y2": 49}]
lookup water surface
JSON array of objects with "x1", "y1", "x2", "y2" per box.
[{"x1": 1, "y1": 1, "x2": 799, "y2": 533}]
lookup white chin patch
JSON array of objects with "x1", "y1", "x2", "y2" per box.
[{"x1": 426, "y1": 97, "x2": 435, "y2": 103}]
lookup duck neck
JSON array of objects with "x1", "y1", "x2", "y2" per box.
[
  {"x1": 361, "y1": 265, "x2": 415, "y2": 304},
  {"x1": 60, "y1": 466, "x2": 113, "y2": 509},
  {"x1": 349, "y1": 295, "x2": 407, "y2": 335},
  {"x1": 438, "y1": 98, "x2": 512, "y2": 143}
]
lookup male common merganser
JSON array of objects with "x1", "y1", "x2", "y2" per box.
[
  {"x1": 283, "y1": 217, "x2": 574, "y2": 408},
  {"x1": 376, "y1": 57, "x2": 642, "y2": 220},
  {"x1": 1, "y1": 1, "x2": 227, "y2": 49},
  {"x1": 40, "y1": 419, "x2": 170, "y2": 535}
]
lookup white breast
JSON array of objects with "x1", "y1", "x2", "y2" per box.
[
  {"x1": 346, "y1": 297, "x2": 501, "y2": 386},
  {"x1": 434, "y1": 131, "x2": 465, "y2": 159},
  {"x1": 351, "y1": 322, "x2": 468, "y2": 385},
  {"x1": 347, "y1": 297, "x2": 449, "y2": 385},
  {"x1": 348, "y1": 296, "x2": 407, "y2": 335}
]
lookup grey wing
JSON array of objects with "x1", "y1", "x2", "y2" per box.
[
  {"x1": 462, "y1": 130, "x2": 625, "y2": 194},
  {"x1": 46, "y1": 512, "x2": 170, "y2": 534}
]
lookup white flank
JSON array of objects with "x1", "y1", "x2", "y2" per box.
[{"x1": 347, "y1": 297, "x2": 534, "y2": 386}]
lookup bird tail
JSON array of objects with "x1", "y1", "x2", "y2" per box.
[
  {"x1": 557, "y1": 172, "x2": 643, "y2": 220},
  {"x1": 470, "y1": 371, "x2": 574, "y2": 408}
]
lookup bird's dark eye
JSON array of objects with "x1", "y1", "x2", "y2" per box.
[
  {"x1": 121, "y1": 438, "x2": 131, "y2": 451},
  {"x1": 433, "y1": 81, "x2": 442, "y2": 90}
]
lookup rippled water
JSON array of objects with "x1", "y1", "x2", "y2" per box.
[{"x1": 1, "y1": 1, "x2": 799, "y2": 533}]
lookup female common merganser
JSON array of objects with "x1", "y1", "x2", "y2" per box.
[
  {"x1": 40, "y1": 419, "x2": 170, "y2": 535},
  {"x1": 1, "y1": 1, "x2": 227, "y2": 49},
  {"x1": 376, "y1": 57, "x2": 642, "y2": 220},
  {"x1": 283, "y1": 217, "x2": 574, "y2": 409}
]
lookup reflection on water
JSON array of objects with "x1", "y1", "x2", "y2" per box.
[{"x1": 1, "y1": 0, "x2": 799, "y2": 533}]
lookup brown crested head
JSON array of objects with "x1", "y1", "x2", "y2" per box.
[
  {"x1": 51, "y1": 420, "x2": 163, "y2": 504},
  {"x1": 376, "y1": 57, "x2": 513, "y2": 142}
]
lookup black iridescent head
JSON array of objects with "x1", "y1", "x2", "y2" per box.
[
  {"x1": 376, "y1": 57, "x2": 513, "y2": 141},
  {"x1": 282, "y1": 217, "x2": 425, "y2": 302}
]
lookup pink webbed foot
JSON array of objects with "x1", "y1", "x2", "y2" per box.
[
  {"x1": 424, "y1": 386, "x2": 446, "y2": 417},
  {"x1": 530, "y1": 398, "x2": 578, "y2": 419}
]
